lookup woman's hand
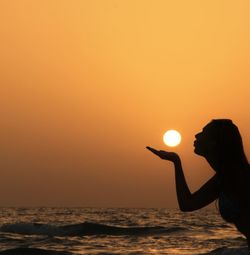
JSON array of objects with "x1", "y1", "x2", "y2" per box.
[{"x1": 146, "y1": 146, "x2": 180, "y2": 163}]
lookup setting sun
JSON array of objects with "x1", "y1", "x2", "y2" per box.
[{"x1": 163, "y1": 130, "x2": 182, "y2": 147}]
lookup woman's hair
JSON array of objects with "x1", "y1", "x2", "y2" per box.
[
  {"x1": 210, "y1": 119, "x2": 249, "y2": 170},
  {"x1": 213, "y1": 120, "x2": 250, "y2": 228}
]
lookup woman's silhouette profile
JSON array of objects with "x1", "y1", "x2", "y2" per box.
[{"x1": 147, "y1": 119, "x2": 250, "y2": 248}]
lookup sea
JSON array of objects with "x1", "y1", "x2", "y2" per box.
[{"x1": 0, "y1": 207, "x2": 249, "y2": 255}]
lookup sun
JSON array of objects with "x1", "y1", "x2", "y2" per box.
[{"x1": 163, "y1": 130, "x2": 181, "y2": 147}]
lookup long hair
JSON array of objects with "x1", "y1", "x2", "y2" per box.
[
  {"x1": 212, "y1": 120, "x2": 250, "y2": 228},
  {"x1": 211, "y1": 119, "x2": 249, "y2": 174}
]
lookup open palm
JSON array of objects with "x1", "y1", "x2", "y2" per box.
[{"x1": 146, "y1": 146, "x2": 179, "y2": 162}]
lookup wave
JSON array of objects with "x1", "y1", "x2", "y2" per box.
[
  {"x1": 0, "y1": 222, "x2": 186, "y2": 236},
  {"x1": 0, "y1": 247, "x2": 73, "y2": 255}
]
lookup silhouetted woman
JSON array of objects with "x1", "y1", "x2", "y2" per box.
[{"x1": 147, "y1": 119, "x2": 250, "y2": 248}]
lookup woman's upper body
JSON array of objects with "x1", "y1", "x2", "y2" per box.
[{"x1": 147, "y1": 119, "x2": 250, "y2": 237}]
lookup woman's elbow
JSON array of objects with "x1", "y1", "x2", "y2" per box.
[
  {"x1": 179, "y1": 206, "x2": 191, "y2": 212},
  {"x1": 179, "y1": 203, "x2": 197, "y2": 212}
]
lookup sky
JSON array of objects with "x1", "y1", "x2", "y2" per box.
[{"x1": 0, "y1": 0, "x2": 250, "y2": 207}]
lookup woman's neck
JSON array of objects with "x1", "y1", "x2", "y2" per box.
[{"x1": 205, "y1": 154, "x2": 220, "y2": 171}]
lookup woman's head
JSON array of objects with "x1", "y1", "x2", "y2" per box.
[{"x1": 194, "y1": 119, "x2": 248, "y2": 168}]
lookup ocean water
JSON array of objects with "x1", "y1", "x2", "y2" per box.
[{"x1": 0, "y1": 207, "x2": 248, "y2": 255}]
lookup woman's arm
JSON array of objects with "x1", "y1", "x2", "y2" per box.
[
  {"x1": 146, "y1": 147, "x2": 220, "y2": 211},
  {"x1": 174, "y1": 158, "x2": 220, "y2": 211}
]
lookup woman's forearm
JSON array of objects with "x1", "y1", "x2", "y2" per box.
[{"x1": 173, "y1": 158, "x2": 192, "y2": 211}]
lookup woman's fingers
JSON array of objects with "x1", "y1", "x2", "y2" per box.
[
  {"x1": 146, "y1": 146, "x2": 157, "y2": 152},
  {"x1": 146, "y1": 146, "x2": 164, "y2": 158},
  {"x1": 146, "y1": 146, "x2": 179, "y2": 162},
  {"x1": 146, "y1": 146, "x2": 160, "y2": 155}
]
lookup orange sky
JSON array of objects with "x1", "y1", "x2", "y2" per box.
[{"x1": 0, "y1": 0, "x2": 250, "y2": 207}]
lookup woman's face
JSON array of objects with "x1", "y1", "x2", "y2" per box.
[{"x1": 194, "y1": 123, "x2": 217, "y2": 156}]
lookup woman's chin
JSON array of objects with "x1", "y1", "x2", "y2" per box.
[{"x1": 194, "y1": 147, "x2": 203, "y2": 156}]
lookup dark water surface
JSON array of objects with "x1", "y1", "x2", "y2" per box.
[{"x1": 0, "y1": 208, "x2": 248, "y2": 254}]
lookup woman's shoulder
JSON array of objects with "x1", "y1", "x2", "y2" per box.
[
  {"x1": 239, "y1": 165, "x2": 250, "y2": 181},
  {"x1": 230, "y1": 164, "x2": 250, "y2": 181}
]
